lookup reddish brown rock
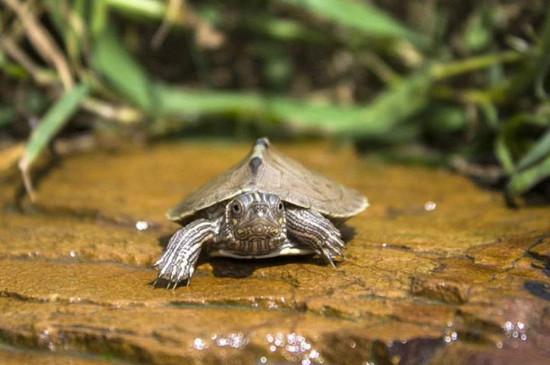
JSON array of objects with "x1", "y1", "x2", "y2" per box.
[{"x1": 0, "y1": 141, "x2": 549, "y2": 364}]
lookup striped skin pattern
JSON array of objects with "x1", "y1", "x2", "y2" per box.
[
  {"x1": 155, "y1": 192, "x2": 346, "y2": 287},
  {"x1": 154, "y1": 218, "x2": 220, "y2": 287},
  {"x1": 155, "y1": 138, "x2": 366, "y2": 287},
  {"x1": 219, "y1": 191, "x2": 287, "y2": 256},
  {"x1": 285, "y1": 207, "x2": 344, "y2": 267}
]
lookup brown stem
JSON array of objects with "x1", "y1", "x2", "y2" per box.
[{"x1": 2, "y1": 0, "x2": 74, "y2": 90}]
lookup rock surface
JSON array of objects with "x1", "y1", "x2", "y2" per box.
[{"x1": 0, "y1": 140, "x2": 549, "y2": 364}]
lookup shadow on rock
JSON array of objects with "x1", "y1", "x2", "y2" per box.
[
  {"x1": 149, "y1": 277, "x2": 190, "y2": 290},
  {"x1": 209, "y1": 255, "x2": 329, "y2": 279},
  {"x1": 321, "y1": 334, "x2": 444, "y2": 365},
  {"x1": 524, "y1": 280, "x2": 550, "y2": 301},
  {"x1": 338, "y1": 222, "x2": 356, "y2": 241},
  {"x1": 157, "y1": 233, "x2": 172, "y2": 249}
]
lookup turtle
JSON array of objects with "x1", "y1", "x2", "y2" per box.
[{"x1": 154, "y1": 137, "x2": 368, "y2": 287}]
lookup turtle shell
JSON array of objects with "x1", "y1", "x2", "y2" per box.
[{"x1": 167, "y1": 138, "x2": 368, "y2": 223}]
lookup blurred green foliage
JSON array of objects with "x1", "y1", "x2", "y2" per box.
[{"x1": 0, "y1": 0, "x2": 549, "y2": 202}]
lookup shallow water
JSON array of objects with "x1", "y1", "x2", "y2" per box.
[{"x1": 0, "y1": 140, "x2": 549, "y2": 364}]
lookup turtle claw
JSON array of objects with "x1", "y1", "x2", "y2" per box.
[
  {"x1": 320, "y1": 245, "x2": 343, "y2": 269},
  {"x1": 323, "y1": 251, "x2": 337, "y2": 269},
  {"x1": 171, "y1": 281, "x2": 179, "y2": 291},
  {"x1": 156, "y1": 258, "x2": 192, "y2": 288}
]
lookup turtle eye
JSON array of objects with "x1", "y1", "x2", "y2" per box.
[
  {"x1": 231, "y1": 202, "x2": 242, "y2": 215},
  {"x1": 277, "y1": 202, "x2": 284, "y2": 211}
]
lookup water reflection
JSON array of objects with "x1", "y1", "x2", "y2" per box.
[
  {"x1": 135, "y1": 220, "x2": 149, "y2": 231},
  {"x1": 503, "y1": 320, "x2": 528, "y2": 342},
  {"x1": 423, "y1": 201, "x2": 437, "y2": 211},
  {"x1": 265, "y1": 332, "x2": 322, "y2": 364}
]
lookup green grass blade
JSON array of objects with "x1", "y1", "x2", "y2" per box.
[
  {"x1": 280, "y1": 0, "x2": 427, "y2": 47},
  {"x1": 104, "y1": 0, "x2": 165, "y2": 18},
  {"x1": 19, "y1": 83, "x2": 89, "y2": 170},
  {"x1": 19, "y1": 83, "x2": 90, "y2": 199},
  {"x1": 91, "y1": 0, "x2": 108, "y2": 37},
  {"x1": 324, "y1": 70, "x2": 431, "y2": 135},
  {"x1": 516, "y1": 128, "x2": 550, "y2": 171},
  {"x1": 88, "y1": 6, "x2": 430, "y2": 136},
  {"x1": 507, "y1": 155, "x2": 550, "y2": 196},
  {"x1": 494, "y1": 135, "x2": 515, "y2": 174},
  {"x1": 156, "y1": 86, "x2": 265, "y2": 116},
  {"x1": 155, "y1": 68, "x2": 431, "y2": 136},
  {"x1": 502, "y1": 5, "x2": 550, "y2": 102},
  {"x1": 243, "y1": 16, "x2": 324, "y2": 43},
  {"x1": 262, "y1": 69, "x2": 430, "y2": 135},
  {"x1": 92, "y1": 28, "x2": 156, "y2": 113}
]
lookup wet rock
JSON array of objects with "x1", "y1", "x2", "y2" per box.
[
  {"x1": 528, "y1": 235, "x2": 550, "y2": 262},
  {"x1": 0, "y1": 213, "x2": 161, "y2": 266},
  {"x1": 0, "y1": 345, "x2": 116, "y2": 365},
  {"x1": 0, "y1": 141, "x2": 549, "y2": 364},
  {"x1": 411, "y1": 258, "x2": 496, "y2": 304}
]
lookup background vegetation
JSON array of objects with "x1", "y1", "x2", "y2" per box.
[{"x1": 0, "y1": 0, "x2": 549, "y2": 203}]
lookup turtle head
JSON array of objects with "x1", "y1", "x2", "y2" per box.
[{"x1": 225, "y1": 192, "x2": 286, "y2": 243}]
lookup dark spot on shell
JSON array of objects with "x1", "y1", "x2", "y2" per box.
[
  {"x1": 255, "y1": 138, "x2": 270, "y2": 148},
  {"x1": 249, "y1": 157, "x2": 262, "y2": 175}
]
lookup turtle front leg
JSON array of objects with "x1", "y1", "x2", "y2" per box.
[
  {"x1": 154, "y1": 218, "x2": 220, "y2": 287},
  {"x1": 285, "y1": 207, "x2": 344, "y2": 267}
]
